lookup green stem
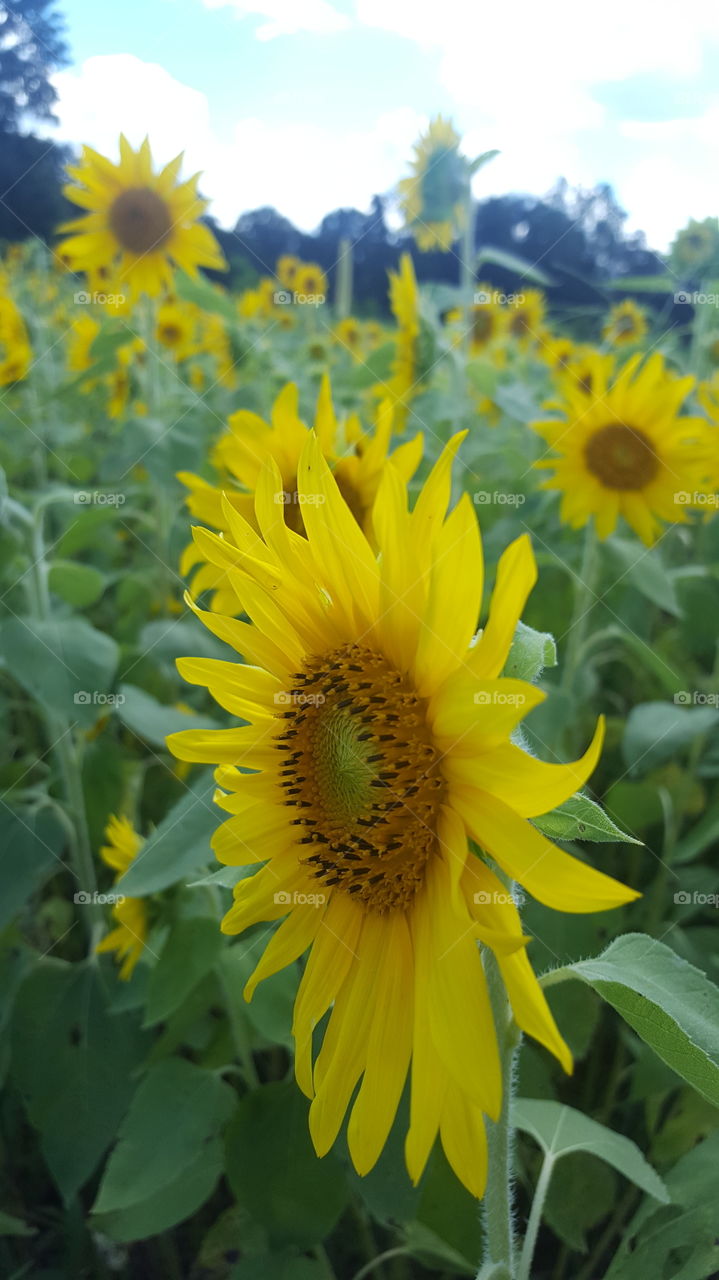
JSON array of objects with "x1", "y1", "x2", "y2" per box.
[
  {"x1": 517, "y1": 1155, "x2": 554, "y2": 1280},
  {"x1": 30, "y1": 505, "x2": 102, "y2": 947},
  {"x1": 561, "y1": 522, "x2": 599, "y2": 696},
  {"x1": 336, "y1": 237, "x2": 353, "y2": 319},
  {"x1": 481, "y1": 950, "x2": 518, "y2": 1277},
  {"x1": 351, "y1": 1248, "x2": 410, "y2": 1280}
]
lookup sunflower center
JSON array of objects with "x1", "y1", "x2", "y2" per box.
[
  {"x1": 109, "y1": 187, "x2": 173, "y2": 255},
  {"x1": 584, "y1": 423, "x2": 659, "y2": 490},
  {"x1": 275, "y1": 643, "x2": 445, "y2": 912}
]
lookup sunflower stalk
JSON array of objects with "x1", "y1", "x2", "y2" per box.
[
  {"x1": 561, "y1": 521, "x2": 599, "y2": 697},
  {"x1": 481, "y1": 948, "x2": 519, "y2": 1277},
  {"x1": 29, "y1": 503, "x2": 102, "y2": 946}
]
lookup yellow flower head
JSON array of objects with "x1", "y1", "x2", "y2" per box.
[
  {"x1": 95, "y1": 815, "x2": 148, "y2": 980},
  {"x1": 67, "y1": 313, "x2": 100, "y2": 373},
  {"x1": 533, "y1": 353, "x2": 714, "y2": 543},
  {"x1": 334, "y1": 316, "x2": 363, "y2": 358},
  {"x1": 277, "y1": 254, "x2": 301, "y2": 289},
  {"x1": 168, "y1": 435, "x2": 637, "y2": 1198},
  {"x1": 178, "y1": 376, "x2": 423, "y2": 613},
  {"x1": 399, "y1": 115, "x2": 467, "y2": 252},
  {"x1": 59, "y1": 135, "x2": 227, "y2": 299},
  {"x1": 0, "y1": 296, "x2": 32, "y2": 386},
  {"x1": 506, "y1": 290, "x2": 545, "y2": 346},
  {"x1": 156, "y1": 299, "x2": 197, "y2": 358},
  {"x1": 670, "y1": 217, "x2": 719, "y2": 275},
  {"x1": 294, "y1": 263, "x2": 328, "y2": 298},
  {"x1": 602, "y1": 298, "x2": 648, "y2": 347},
  {"x1": 447, "y1": 285, "x2": 507, "y2": 353}
]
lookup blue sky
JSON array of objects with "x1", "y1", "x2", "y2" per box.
[{"x1": 48, "y1": 0, "x2": 719, "y2": 250}]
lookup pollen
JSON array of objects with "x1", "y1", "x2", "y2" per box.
[{"x1": 275, "y1": 643, "x2": 446, "y2": 912}]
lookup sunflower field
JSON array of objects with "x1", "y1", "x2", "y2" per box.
[{"x1": 1, "y1": 121, "x2": 719, "y2": 1280}]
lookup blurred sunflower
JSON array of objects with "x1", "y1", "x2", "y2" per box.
[
  {"x1": 533, "y1": 353, "x2": 713, "y2": 543},
  {"x1": 277, "y1": 255, "x2": 301, "y2": 289},
  {"x1": 95, "y1": 815, "x2": 148, "y2": 980},
  {"x1": 385, "y1": 253, "x2": 423, "y2": 425},
  {"x1": 59, "y1": 135, "x2": 226, "y2": 298},
  {"x1": 156, "y1": 299, "x2": 197, "y2": 359},
  {"x1": 0, "y1": 296, "x2": 32, "y2": 386},
  {"x1": 670, "y1": 217, "x2": 719, "y2": 276},
  {"x1": 168, "y1": 435, "x2": 637, "y2": 1197},
  {"x1": 179, "y1": 376, "x2": 422, "y2": 612},
  {"x1": 506, "y1": 290, "x2": 545, "y2": 346},
  {"x1": 334, "y1": 316, "x2": 363, "y2": 359},
  {"x1": 602, "y1": 299, "x2": 648, "y2": 347},
  {"x1": 447, "y1": 286, "x2": 506, "y2": 354},
  {"x1": 67, "y1": 313, "x2": 100, "y2": 373},
  {"x1": 294, "y1": 263, "x2": 327, "y2": 298},
  {"x1": 399, "y1": 116, "x2": 467, "y2": 251}
]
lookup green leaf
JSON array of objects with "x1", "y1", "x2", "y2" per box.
[
  {"x1": 219, "y1": 940, "x2": 296, "y2": 1048},
  {"x1": 543, "y1": 1153, "x2": 616, "y2": 1252},
  {"x1": 469, "y1": 148, "x2": 500, "y2": 175},
  {"x1": 93, "y1": 1057, "x2": 235, "y2": 1214},
  {"x1": 605, "y1": 537, "x2": 683, "y2": 617},
  {"x1": 532, "y1": 792, "x2": 641, "y2": 845},
  {"x1": 503, "y1": 620, "x2": 557, "y2": 683},
  {"x1": 144, "y1": 916, "x2": 223, "y2": 1026},
  {"x1": 414, "y1": 1144, "x2": 484, "y2": 1272},
  {"x1": 225, "y1": 1082, "x2": 348, "y2": 1249},
  {"x1": 604, "y1": 1130, "x2": 719, "y2": 1279},
  {"x1": 513, "y1": 1098, "x2": 668, "y2": 1201},
  {"x1": 175, "y1": 269, "x2": 238, "y2": 323},
  {"x1": 138, "y1": 618, "x2": 228, "y2": 664},
  {"x1": 622, "y1": 702, "x2": 719, "y2": 775},
  {"x1": 0, "y1": 616, "x2": 119, "y2": 728},
  {"x1": 566, "y1": 933, "x2": 719, "y2": 1108},
  {"x1": 117, "y1": 682, "x2": 218, "y2": 748},
  {"x1": 0, "y1": 808, "x2": 67, "y2": 928},
  {"x1": 93, "y1": 1146, "x2": 225, "y2": 1243},
  {"x1": 0, "y1": 1210, "x2": 35, "y2": 1237},
  {"x1": 475, "y1": 247, "x2": 553, "y2": 287},
  {"x1": 11, "y1": 960, "x2": 148, "y2": 1201},
  {"x1": 48, "y1": 560, "x2": 106, "y2": 607},
  {"x1": 117, "y1": 772, "x2": 219, "y2": 896},
  {"x1": 674, "y1": 799, "x2": 719, "y2": 864},
  {"x1": 605, "y1": 276, "x2": 677, "y2": 293}
]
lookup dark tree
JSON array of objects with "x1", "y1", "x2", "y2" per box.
[
  {"x1": 0, "y1": 0, "x2": 68, "y2": 131},
  {"x1": 0, "y1": 131, "x2": 71, "y2": 241}
]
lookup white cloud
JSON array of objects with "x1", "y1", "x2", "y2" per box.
[
  {"x1": 200, "y1": 0, "x2": 349, "y2": 39},
  {"x1": 48, "y1": 55, "x2": 421, "y2": 232}
]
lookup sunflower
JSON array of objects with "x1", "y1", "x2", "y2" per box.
[
  {"x1": 95, "y1": 815, "x2": 149, "y2": 980},
  {"x1": 399, "y1": 116, "x2": 467, "y2": 252},
  {"x1": 384, "y1": 253, "x2": 425, "y2": 425},
  {"x1": 58, "y1": 135, "x2": 226, "y2": 299},
  {"x1": 334, "y1": 316, "x2": 363, "y2": 359},
  {"x1": 670, "y1": 217, "x2": 719, "y2": 276},
  {"x1": 156, "y1": 299, "x2": 197, "y2": 359},
  {"x1": 67, "y1": 313, "x2": 100, "y2": 373},
  {"x1": 294, "y1": 263, "x2": 328, "y2": 298},
  {"x1": 277, "y1": 255, "x2": 301, "y2": 289},
  {"x1": 178, "y1": 376, "x2": 422, "y2": 613},
  {"x1": 168, "y1": 434, "x2": 637, "y2": 1197},
  {"x1": 532, "y1": 353, "x2": 714, "y2": 543},
  {"x1": 506, "y1": 290, "x2": 545, "y2": 346},
  {"x1": 447, "y1": 285, "x2": 506, "y2": 354},
  {"x1": 0, "y1": 296, "x2": 31, "y2": 387},
  {"x1": 538, "y1": 333, "x2": 577, "y2": 372},
  {"x1": 602, "y1": 299, "x2": 648, "y2": 347}
]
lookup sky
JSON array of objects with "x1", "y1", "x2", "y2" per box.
[{"x1": 44, "y1": 0, "x2": 719, "y2": 251}]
